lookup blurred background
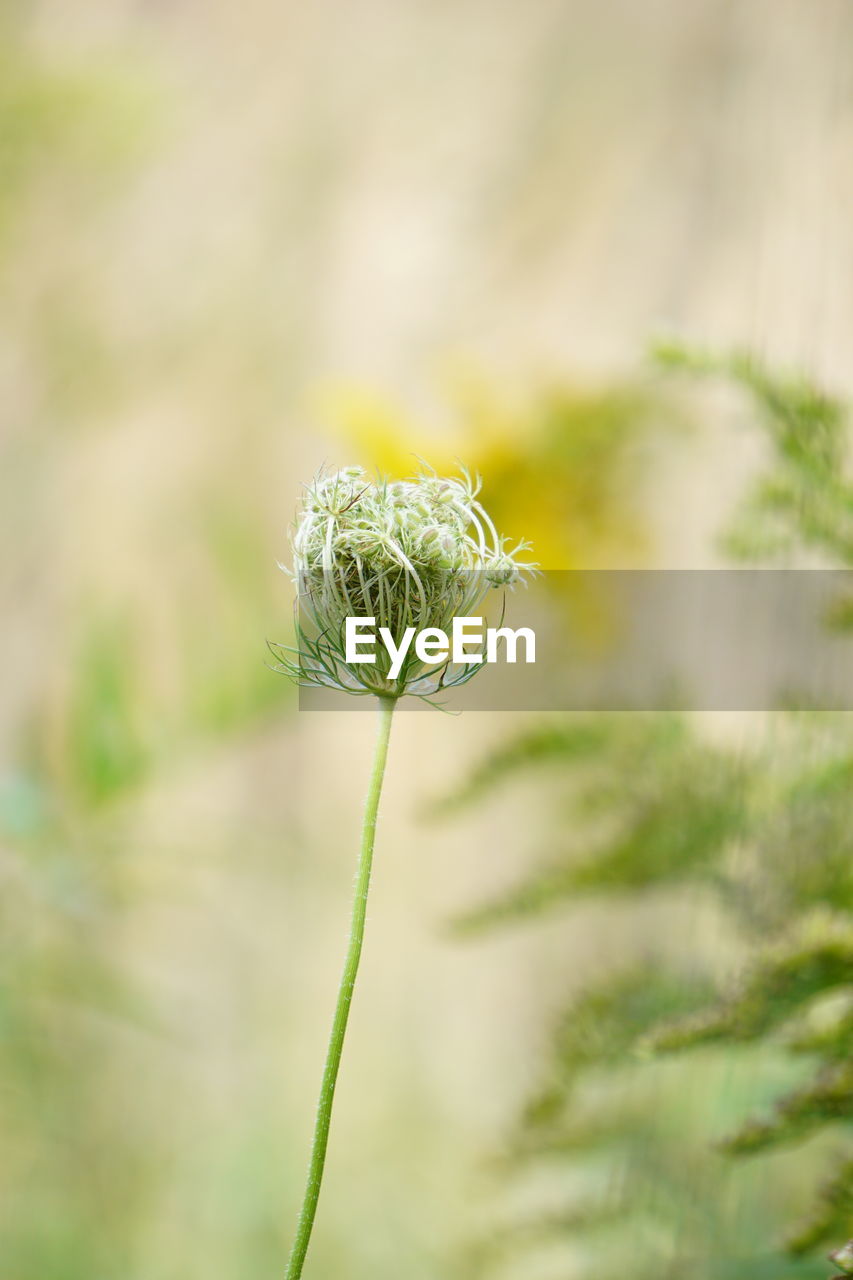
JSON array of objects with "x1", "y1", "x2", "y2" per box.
[{"x1": 1, "y1": 2, "x2": 852, "y2": 1277}]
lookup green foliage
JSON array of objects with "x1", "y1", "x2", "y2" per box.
[
  {"x1": 525, "y1": 963, "x2": 717, "y2": 1130},
  {"x1": 442, "y1": 353, "x2": 853, "y2": 1278},
  {"x1": 793, "y1": 1158, "x2": 853, "y2": 1257},
  {"x1": 63, "y1": 613, "x2": 151, "y2": 806},
  {"x1": 654, "y1": 344, "x2": 853, "y2": 565},
  {"x1": 0, "y1": 789, "x2": 161, "y2": 1278},
  {"x1": 447, "y1": 715, "x2": 745, "y2": 934},
  {"x1": 718, "y1": 1060, "x2": 851, "y2": 1157},
  {"x1": 646, "y1": 914, "x2": 853, "y2": 1051}
]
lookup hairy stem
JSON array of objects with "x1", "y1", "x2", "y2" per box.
[{"x1": 285, "y1": 694, "x2": 396, "y2": 1279}]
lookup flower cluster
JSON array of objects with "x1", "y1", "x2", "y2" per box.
[{"x1": 272, "y1": 465, "x2": 535, "y2": 700}]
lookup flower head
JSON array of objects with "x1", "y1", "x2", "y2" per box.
[{"x1": 272, "y1": 464, "x2": 536, "y2": 700}]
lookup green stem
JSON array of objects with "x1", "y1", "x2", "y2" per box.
[{"x1": 285, "y1": 694, "x2": 396, "y2": 1279}]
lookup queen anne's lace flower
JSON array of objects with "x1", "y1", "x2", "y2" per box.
[{"x1": 273, "y1": 465, "x2": 536, "y2": 700}]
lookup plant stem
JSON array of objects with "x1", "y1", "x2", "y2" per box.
[{"x1": 285, "y1": 694, "x2": 396, "y2": 1279}]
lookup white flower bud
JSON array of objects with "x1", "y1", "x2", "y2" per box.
[{"x1": 277, "y1": 466, "x2": 536, "y2": 700}]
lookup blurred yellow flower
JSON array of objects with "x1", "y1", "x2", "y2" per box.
[{"x1": 318, "y1": 371, "x2": 669, "y2": 570}]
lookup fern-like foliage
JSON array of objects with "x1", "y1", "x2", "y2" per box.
[
  {"x1": 441, "y1": 352, "x2": 853, "y2": 1279},
  {"x1": 654, "y1": 344, "x2": 853, "y2": 565},
  {"x1": 446, "y1": 715, "x2": 746, "y2": 934}
]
